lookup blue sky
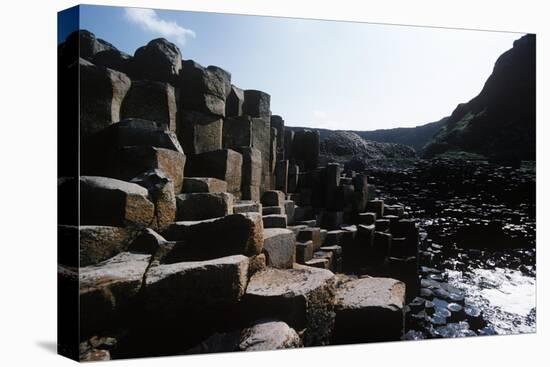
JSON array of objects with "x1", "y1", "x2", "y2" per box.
[{"x1": 63, "y1": 5, "x2": 524, "y2": 130}]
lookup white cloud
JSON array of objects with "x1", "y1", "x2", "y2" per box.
[{"x1": 124, "y1": 8, "x2": 196, "y2": 47}]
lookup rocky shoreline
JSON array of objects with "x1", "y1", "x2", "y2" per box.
[{"x1": 58, "y1": 29, "x2": 535, "y2": 362}]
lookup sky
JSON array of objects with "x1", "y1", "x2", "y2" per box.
[{"x1": 61, "y1": 5, "x2": 524, "y2": 130}]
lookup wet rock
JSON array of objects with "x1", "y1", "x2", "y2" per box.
[
  {"x1": 401, "y1": 330, "x2": 425, "y2": 341},
  {"x1": 464, "y1": 304, "x2": 485, "y2": 330}
]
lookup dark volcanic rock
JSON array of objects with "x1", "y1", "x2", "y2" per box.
[
  {"x1": 320, "y1": 130, "x2": 416, "y2": 164},
  {"x1": 423, "y1": 35, "x2": 535, "y2": 161},
  {"x1": 128, "y1": 38, "x2": 182, "y2": 83}
]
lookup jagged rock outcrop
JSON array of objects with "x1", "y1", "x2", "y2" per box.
[
  {"x1": 423, "y1": 34, "x2": 535, "y2": 161},
  {"x1": 320, "y1": 130, "x2": 416, "y2": 164}
]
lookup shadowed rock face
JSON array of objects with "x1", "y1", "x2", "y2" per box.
[
  {"x1": 423, "y1": 34, "x2": 535, "y2": 161},
  {"x1": 320, "y1": 130, "x2": 416, "y2": 163}
]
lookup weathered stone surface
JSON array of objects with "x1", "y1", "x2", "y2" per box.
[
  {"x1": 236, "y1": 147, "x2": 262, "y2": 201},
  {"x1": 182, "y1": 177, "x2": 227, "y2": 193},
  {"x1": 249, "y1": 254, "x2": 267, "y2": 277},
  {"x1": 177, "y1": 110, "x2": 223, "y2": 155},
  {"x1": 185, "y1": 149, "x2": 243, "y2": 195},
  {"x1": 263, "y1": 206, "x2": 284, "y2": 215},
  {"x1": 305, "y1": 258, "x2": 330, "y2": 269},
  {"x1": 263, "y1": 214, "x2": 287, "y2": 229},
  {"x1": 284, "y1": 200, "x2": 295, "y2": 225},
  {"x1": 270, "y1": 115, "x2": 285, "y2": 161},
  {"x1": 295, "y1": 241, "x2": 314, "y2": 264},
  {"x1": 243, "y1": 267, "x2": 336, "y2": 346},
  {"x1": 128, "y1": 228, "x2": 170, "y2": 255},
  {"x1": 358, "y1": 212, "x2": 377, "y2": 225},
  {"x1": 225, "y1": 84, "x2": 244, "y2": 117},
  {"x1": 118, "y1": 146, "x2": 185, "y2": 193},
  {"x1": 239, "y1": 320, "x2": 301, "y2": 351},
  {"x1": 84, "y1": 119, "x2": 184, "y2": 176},
  {"x1": 320, "y1": 210, "x2": 344, "y2": 230},
  {"x1": 79, "y1": 58, "x2": 131, "y2": 138},
  {"x1": 129, "y1": 38, "x2": 182, "y2": 83},
  {"x1": 290, "y1": 130, "x2": 320, "y2": 171},
  {"x1": 261, "y1": 190, "x2": 285, "y2": 207},
  {"x1": 223, "y1": 115, "x2": 272, "y2": 189},
  {"x1": 120, "y1": 80, "x2": 177, "y2": 132},
  {"x1": 163, "y1": 213, "x2": 264, "y2": 261},
  {"x1": 367, "y1": 199, "x2": 385, "y2": 218},
  {"x1": 234, "y1": 201, "x2": 262, "y2": 214},
  {"x1": 288, "y1": 164, "x2": 300, "y2": 193},
  {"x1": 352, "y1": 174, "x2": 369, "y2": 213},
  {"x1": 296, "y1": 227, "x2": 322, "y2": 251},
  {"x1": 242, "y1": 90, "x2": 271, "y2": 118},
  {"x1": 79, "y1": 176, "x2": 155, "y2": 227},
  {"x1": 263, "y1": 228, "x2": 296, "y2": 269},
  {"x1": 61, "y1": 30, "x2": 116, "y2": 63},
  {"x1": 241, "y1": 185, "x2": 260, "y2": 202},
  {"x1": 80, "y1": 252, "x2": 152, "y2": 337},
  {"x1": 334, "y1": 277, "x2": 406, "y2": 343},
  {"x1": 92, "y1": 49, "x2": 131, "y2": 74},
  {"x1": 275, "y1": 160, "x2": 289, "y2": 193},
  {"x1": 176, "y1": 192, "x2": 234, "y2": 221},
  {"x1": 144, "y1": 255, "x2": 249, "y2": 314},
  {"x1": 130, "y1": 170, "x2": 177, "y2": 232},
  {"x1": 72, "y1": 225, "x2": 141, "y2": 267},
  {"x1": 179, "y1": 61, "x2": 230, "y2": 116}
]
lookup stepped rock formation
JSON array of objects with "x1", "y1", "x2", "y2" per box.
[
  {"x1": 423, "y1": 34, "x2": 535, "y2": 161},
  {"x1": 58, "y1": 29, "x2": 419, "y2": 361}
]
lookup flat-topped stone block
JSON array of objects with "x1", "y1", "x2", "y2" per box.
[
  {"x1": 182, "y1": 177, "x2": 227, "y2": 193},
  {"x1": 261, "y1": 190, "x2": 285, "y2": 207},
  {"x1": 263, "y1": 214, "x2": 287, "y2": 229},
  {"x1": 334, "y1": 277, "x2": 405, "y2": 343},
  {"x1": 163, "y1": 213, "x2": 263, "y2": 262},
  {"x1": 243, "y1": 267, "x2": 336, "y2": 346},
  {"x1": 176, "y1": 192, "x2": 234, "y2": 221},
  {"x1": 263, "y1": 228, "x2": 296, "y2": 269}
]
